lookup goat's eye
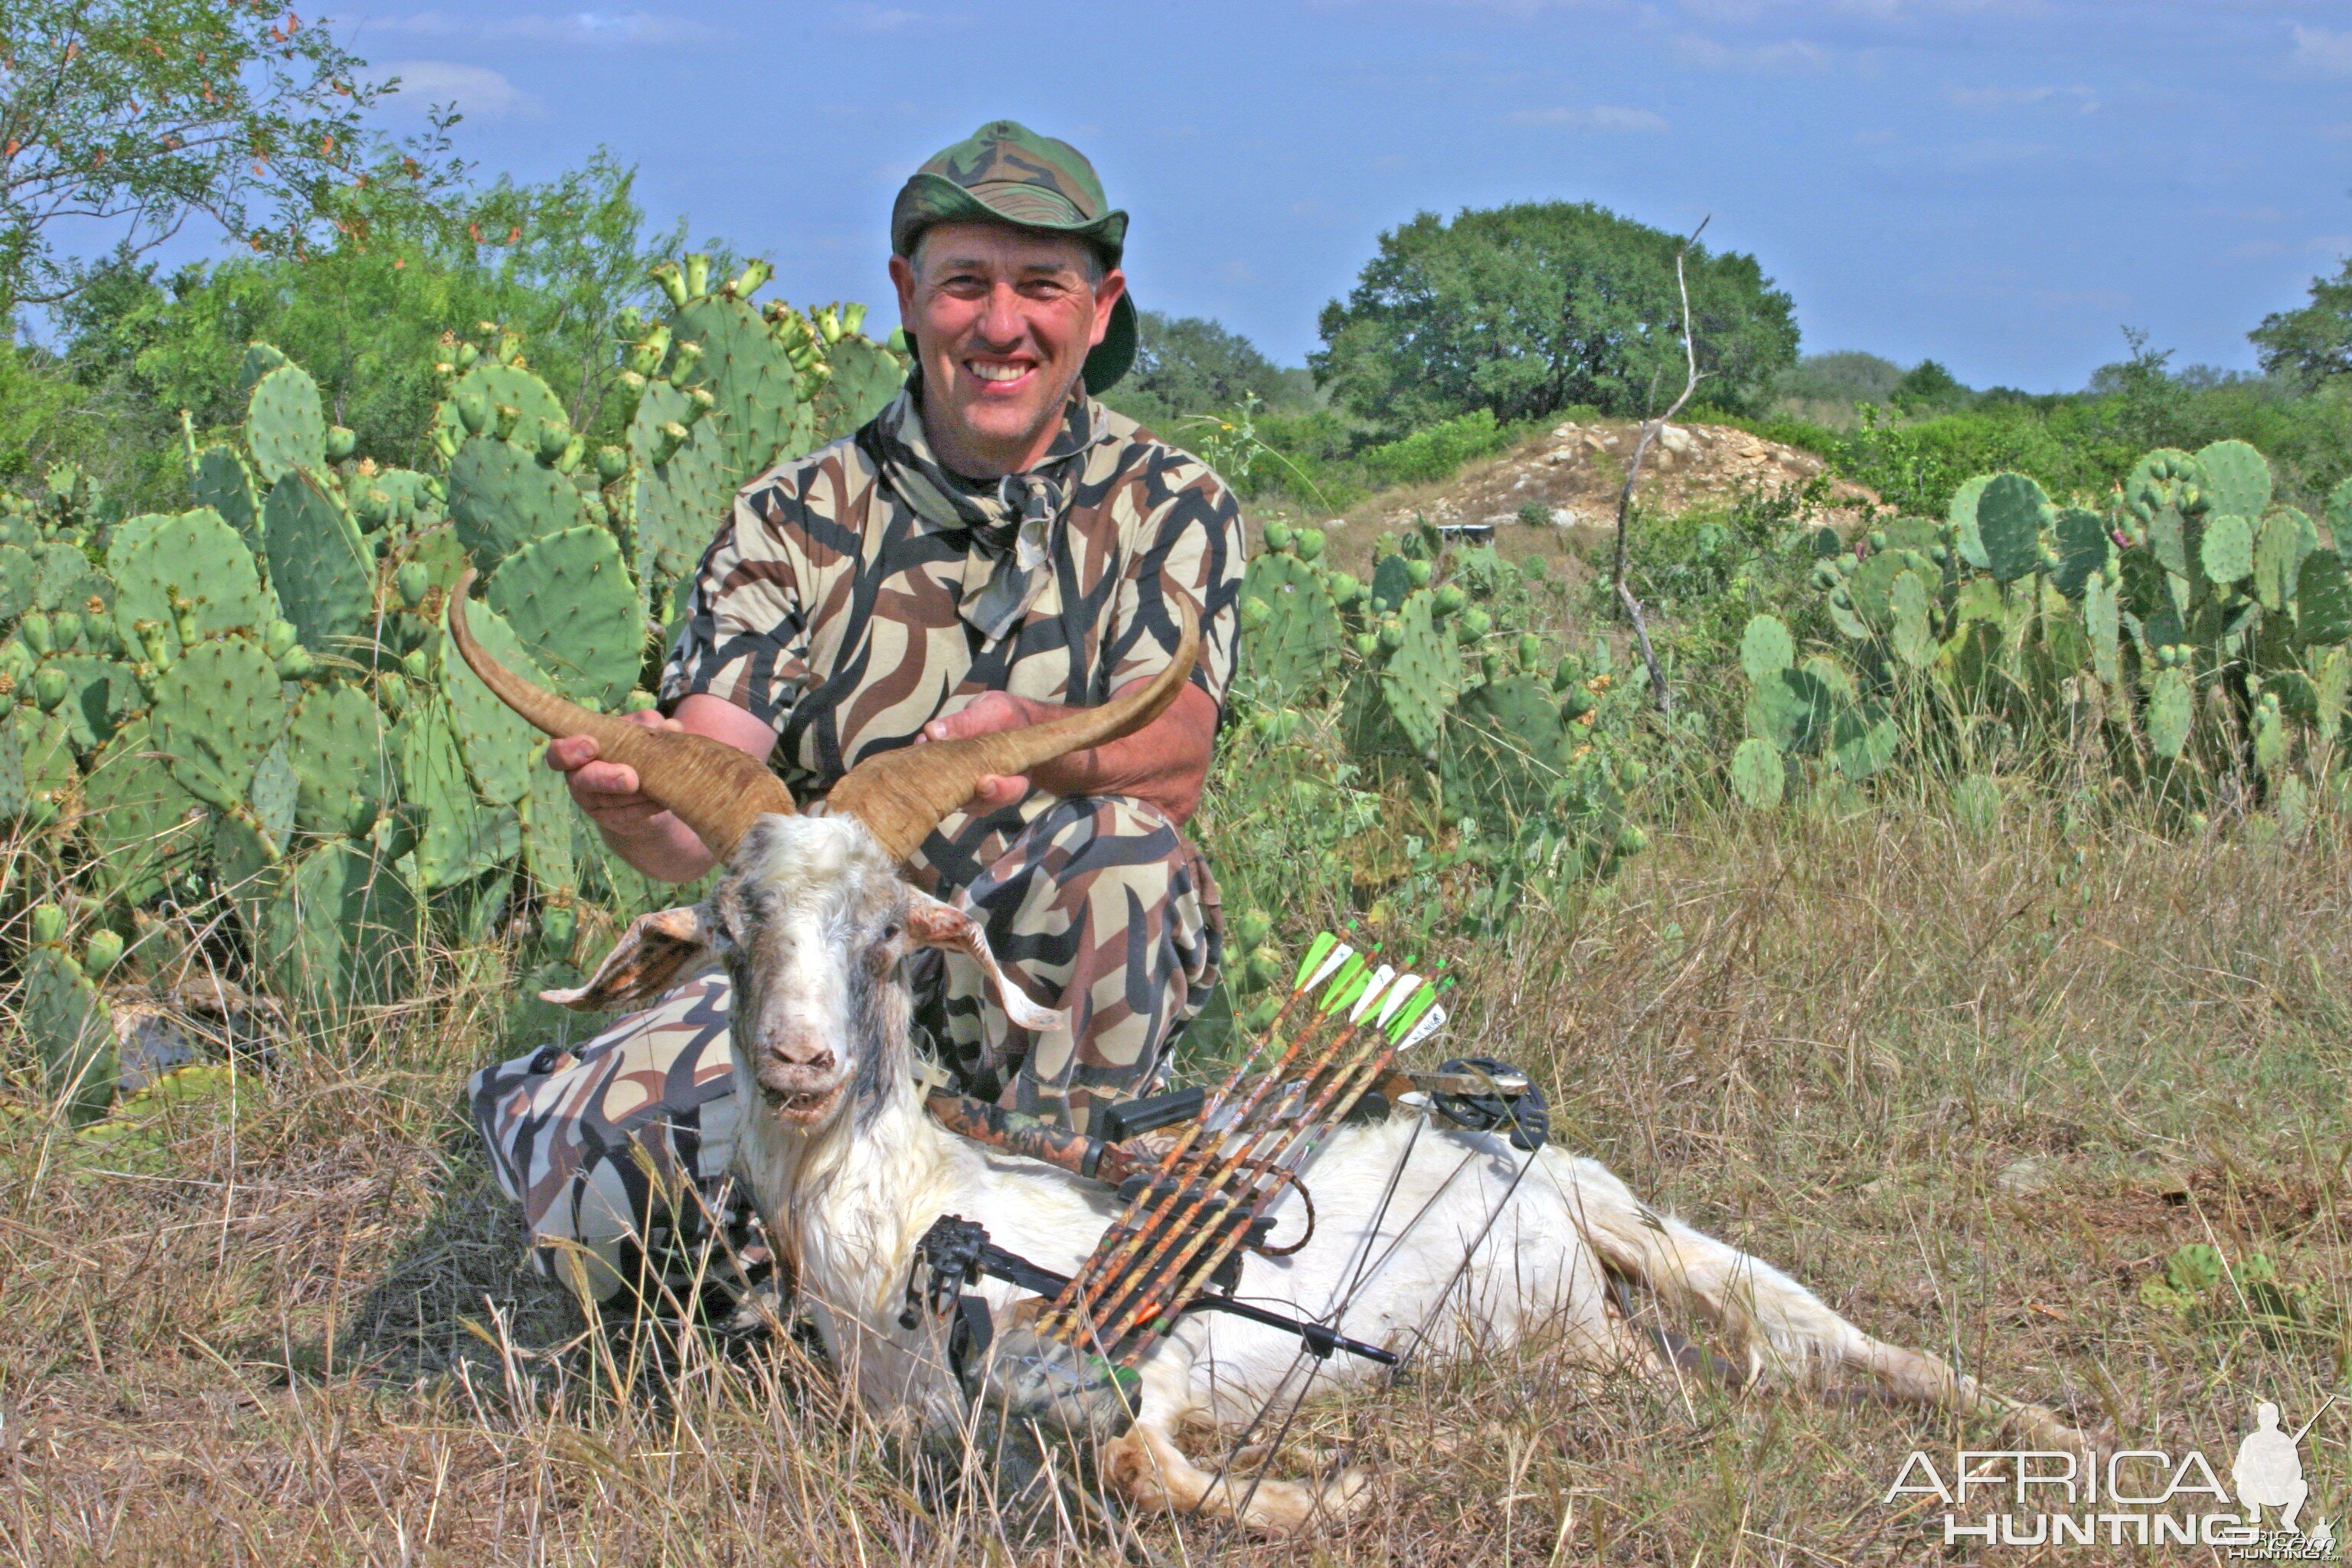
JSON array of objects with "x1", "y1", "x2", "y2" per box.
[{"x1": 880, "y1": 923, "x2": 900, "y2": 943}]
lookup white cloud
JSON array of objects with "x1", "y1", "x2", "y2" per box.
[
  {"x1": 1508, "y1": 104, "x2": 1671, "y2": 130},
  {"x1": 1669, "y1": 34, "x2": 1829, "y2": 71},
  {"x1": 375, "y1": 60, "x2": 537, "y2": 117},
  {"x1": 379, "y1": 11, "x2": 722, "y2": 46},
  {"x1": 2294, "y1": 24, "x2": 2352, "y2": 77},
  {"x1": 1945, "y1": 83, "x2": 2099, "y2": 113}
]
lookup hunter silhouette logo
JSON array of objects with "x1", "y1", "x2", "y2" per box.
[
  {"x1": 1883, "y1": 1394, "x2": 2339, "y2": 1555},
  {"x1": 2233, "y1": 1399, "x2": 2337, "y2": 1556}
]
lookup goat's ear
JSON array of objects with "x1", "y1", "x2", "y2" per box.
[
  {"x1": 904, "y1": 892, "x2": 1065, "y2": 1034},
  {"x1": 541, "y1": 905, "x2": 715, "y2": 1011}
]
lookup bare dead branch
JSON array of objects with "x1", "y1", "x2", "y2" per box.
[{"x1": 1609, "y1": 215, "x2": 1713, "y2": 716}]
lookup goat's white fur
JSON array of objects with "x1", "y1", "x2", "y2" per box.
[{"x1": 606, "y1": 814, "x2": 2081, "y2": 1534}]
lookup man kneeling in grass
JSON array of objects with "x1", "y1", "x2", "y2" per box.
[{"x1": 468, "y1": 121, "x2": 1246, "y2": 1311}]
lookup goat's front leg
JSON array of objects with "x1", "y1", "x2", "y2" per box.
[{"x1": 1099, "y1": 1351, "x2": 1370, "y2": 1535}]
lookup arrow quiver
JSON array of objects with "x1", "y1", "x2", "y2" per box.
[{"x1": 910, "y1": 930, "x2": 1556, "y2": 1439}]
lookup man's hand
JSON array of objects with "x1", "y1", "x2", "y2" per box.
[
  {"x1": 919, "y1": 680, "x2": 1219, "y2": 823},
  {"x1": 545, "y1": 694, "x2": 776, "y2": 884}
]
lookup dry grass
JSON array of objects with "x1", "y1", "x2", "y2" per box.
[{"x1": 3, "y1": 789, "x2": 2347, "y2": 1565}]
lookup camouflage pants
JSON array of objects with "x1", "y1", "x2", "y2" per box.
[{"x1": 469, "y1": 794, "x2": 1221, "y2": 1305}]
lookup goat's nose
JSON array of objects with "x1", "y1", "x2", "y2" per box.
[{"x1": 769, "y1": 1040, "x2": 835, "y2": 1073}]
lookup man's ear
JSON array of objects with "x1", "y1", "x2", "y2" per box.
[
  {"x1": 904, "y1": 891, "x2": 1064, "y2": 1034},
  {"x1": 541, "y1": 906, "x2": 717, "y2": 1011}
]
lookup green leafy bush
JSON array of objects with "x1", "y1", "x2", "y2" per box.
[{"x1": 1357, "y1": 410, "x2": 1516, "y2": 486}]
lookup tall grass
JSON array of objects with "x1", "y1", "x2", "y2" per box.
[{"x1": 4, "y1": 784, "x2": 2344, "y2": 1564}]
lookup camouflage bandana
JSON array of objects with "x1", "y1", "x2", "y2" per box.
[{"x1": 872, "y1": 377, "x2": 1114, "y2": 642}]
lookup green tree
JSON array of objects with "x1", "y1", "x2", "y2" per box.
[
  {"x1": 48, "y1": 150, "x2": 681, "y2": 501},
  {"x1": 1312, "y1": 201, "x2": 1799, "y2": 437},
  {"x1": 1114, "y1": 310, "x2": 1291, "y2": 426},
  {"x1": 0, "y1": 0, "x2": 394, "y2": 312},
  {"x1": 1890, "y1": 358, "x2": 1970, "y2": 414},
  {"x1": 2250, "y1": 256, "x2": 2352, "y2": 389}
]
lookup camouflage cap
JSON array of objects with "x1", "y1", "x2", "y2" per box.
[{"x1": 891, "y1": 119, "x2": 1137, "y2": 394}]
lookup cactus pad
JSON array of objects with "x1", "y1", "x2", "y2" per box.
[
  {"x1": 670, "y1": 293, "x2": 815, "y2": 480},
  {"x1": 1730, "y1": 737, "x2": 1785, "y2": 808},
  {"x1": 190, "y1": 446, "x2": 263, "y2": 557},
  {"x1": 211, "y1": 806, "x2": 283, "y2": 944},
  {"x1": 108, "y1": 508, "x2": 274, "y2": 659},
  {"x1": 82, "y1": 717, "x2": 207, "y2": 904},
  {"x1": 448, "y1": 433, "x2": 593, "y2": 570},
  {"x1": 246, "y1": 362, "x2": 328, "y2": 486},
  {"x1": 1827, "y1": 701, "x2": 1899, "y2": 779},
  {"x1": 285, "y1": 681, "x2": 398, "y2": 838},
  {"x1": 1948, "y1": 474, "x2": 1993, "y2": 571},
  {"x1": 260, "y1": 841, "x2": 420, "y2": 1008},
  {"x1": 400, "y1": 696, "x2": 523, "y2": 888},
  {"x1": 2145, "y1": 666, "x2": 2194, "y2": 760},
  {"x1": 433, "y1": 361, "x2": 566, "y2": 457},
  {"x1": 485, "y1": 524, "x2": 645, "y2": 709},
  {"x1": 629, "y1": 378, "x2": 742, "y2": 584},
  {"x1": 2198, "y1": 513, "x2": 2253, "y2": 586},
  {"x1": 2050, "y1": 508, "x2": 2110, "y2": 599},
  {"x1": 263, "y1": 472, "x2": 373, "y2": 655},
  {"x1": 2297, "y1": 550, "x2": 2352, "y2": 646},
  {"x1": 1975, "y1": 474, "x2": 2047, "y2": 585},
  {"x1": 1890, "y1": 569, "x2": 1936, "y2": 670},
  {"x1": 1746, "y1": 665, "x2": 1836, "y2": 754},
  {"x1": 26, "y1": 948, "x2": 116, "y2": 1124},
  {"x1": 1375, "y1": 590, "x2": 1462, "y2": 756},
  {"x1": 40, "y1": 655, "x2": 139, "y2": 750},
  {"x1": 2252, "y1": 508, "x2": 2318, "y2": 618},
  {"x1": 1439, "y1": 675, "x2": 1570, "y2": 831},
  {"x1": 1238, "y1": 552, "x2": 1341, "y2": 704},
  {"x1": 815, "y1": 331, "x2": 906, "y2": 435},
  {"x1": 436, "y1": 606, "x2": 545, "y2": 805},
  {"x1": 152, "y1": 635, "x2": 286, "y2": 810},
  {"x1": 1740, "y1": 614, "x2": 1795, "y2": 681},
  {"x1": 2196, "y1": 439, "x2": 2272, "y2": 521}
]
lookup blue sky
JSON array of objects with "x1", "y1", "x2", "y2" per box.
[{"x1": 327, "y1": 1, "x2": 2352, "y2": 392}]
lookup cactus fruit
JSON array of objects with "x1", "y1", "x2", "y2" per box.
[
  {"x1": 484, "y1": 524, "x2": 645, "y2": 709},
  {"x1": 435, "y1": 360, "x2": 566, "y2": 458},
  {"x1": 1730, "y1": 736, "x2": 1784, "y2": 808},
  {"x1": 263, "y1": 472, "x2": 373, "y2": 655},
  {"x1": 246, "y1": 361, "x2": 328, "y2": 486},
  {"x1": 151, "y1": 635, "x2": 286, "y2": 810},
  {"x1": 83, "y1": 929, "x2": 124, "y2": 978}
]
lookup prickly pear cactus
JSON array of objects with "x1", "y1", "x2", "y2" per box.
[
  {"x1": 1798, "y1": 439, "x2": 2352, "y2": 819},
  {"x1": 151, "y1": 635, "x2": 286, "y2": 811},
  {"x1": 1238, "y1": 547, "x2": 1341, "y2": 704},
  {"x1": 26, "y1": 943, "x2": 116, "y2": 1125},
  {"x1": 485, "y1": 525, "x2": 643, "y2": 709},
  {"x1": 259, "y1": 841, "x2": 419, "y2": 1009},
  {"x1": 263, "y1": 473, "x2": 372, "y2": 655}
]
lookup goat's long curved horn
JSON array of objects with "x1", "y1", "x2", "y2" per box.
[
  {"x1": 445, "y1": 570, "x2": 794, "y2": 864},
  {"x1": 827, "y1": 597, "x2": 1200, "y2": 861}
]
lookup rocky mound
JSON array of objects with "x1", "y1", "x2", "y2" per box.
[{"x1": 1349, "y1": 418, "x2": 1879, "y2": 535}]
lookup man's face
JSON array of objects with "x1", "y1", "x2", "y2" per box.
[{"x1": 889, "y1": 222, "x2": 1125, "y2": 475}]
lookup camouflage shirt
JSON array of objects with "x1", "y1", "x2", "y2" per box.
[{"x1": 658, "y1": 385, "x2": 1244, "y2": 803}]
